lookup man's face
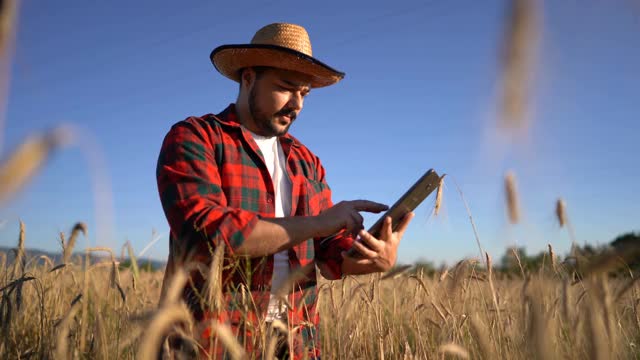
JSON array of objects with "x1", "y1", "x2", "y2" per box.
[{"x1": 246, "y1": 68, "x2": 312, "y2": 137}]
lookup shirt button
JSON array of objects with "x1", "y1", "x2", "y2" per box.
[{"x1": 267, "y1": 197, "x2": 273, "y2": 203}]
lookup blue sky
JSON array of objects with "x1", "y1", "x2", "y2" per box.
[{"x1": 1, "y1": 0, "x2": 638, "y2": 266}]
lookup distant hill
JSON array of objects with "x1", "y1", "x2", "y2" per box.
[{"x1": 0, "y1": 246, "x2": 167, "y2": 271}]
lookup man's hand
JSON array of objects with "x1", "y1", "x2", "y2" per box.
[
  {"x1": 313, "y1": 200, "x2": 388, "y2": 238},
  {"x1": 232, "y1": 199, "x2": 386, "y2": 258},
  {"x1": 341, "y1": 212, "x2": 414, "y2": 273}
]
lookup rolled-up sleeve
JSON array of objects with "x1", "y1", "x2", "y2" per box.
[
  {"x1": 315, "y1": 228, "x2": 354, "y2": 280},
  {"x1": 156, "y1": 120, "x2": 259, "y2": 255}
]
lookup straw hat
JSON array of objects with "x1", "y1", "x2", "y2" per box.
[{"x1": 210, "y1": 23, "x2": 345, "y2": 88}]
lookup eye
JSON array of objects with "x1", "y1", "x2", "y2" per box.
[{"x1": 277, "y1": 85, "x2": 293, "y2": 93}]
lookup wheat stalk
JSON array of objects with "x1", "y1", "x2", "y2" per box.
[
  {"x1": 79, "y1": 252, "x2": 91, "y2": 354},
  {"x1": 556, "y1": 198, "x2": 580, "y2": 253},
  {"x1": 204, "y1": 243, "x2": 225, "y2": 313},
  {"x1": 24, "y1": 255, "x2": 54, "y2": 271},
  {"x1": 54, "y1": 301, "x2": 81, "y2": 360},
  {"x1": 451, "y1": 178, "x2": 486, "y2": 265},
  {"x1": 0, "y1": 0, "x2": 17, "y2": 55},
  {"x1": 136, "y1": 303, "x2": 194, "y2": 360},
  {"x1": 469, "y1": 314, "x2": 495, "y2": 359},
  {"x1": 498, "y1": 0, "x2": 539, "y2": 131},
  {"x1": 266, "y1": 319, "x2": 289, "y2": 360},
  {"x1": 438, "y1": 343, "x2": 470, "y2": 359},
  {"x1": 585, "y1": 287, "x2": 609, "y2": 360},
  {"x1": 380, "y1": 264, "x2": 412, "y2": 281},
  {"x1": 0, "y1": 128, "x2": 73, "y2": 204},
  {"x1": 504, "y1": 171, "x2": 520, "y2": 224},
  {"x1": 525, "y1": 282, "x2": 555, "y2": 359},
  {"x1": 11, "y1": 220, "x2": 25, "y2": 279},
  {"x1": 0, "y1": 0, "x2": 18, "y2": 155},
  {"x1": 208, "y1": 320, "x2": 247, "y2": 360},
  {"x1": 548, "y1": 244, "x2": 557, "y2": 274},
  {"x1": 63, "y1": 222, "x2": 87, "y2": 264},
  {"x1": 125, "y1": 241, "x2": 140, "y2": 290},
  {"x1": 161, "y1": 268, "x2": 188, "y2": 307},
  {"x1": 510, "y1": 247, "x2": 526, "y2": 278},
  {"x1": 485, "y1": 252, "x2": 502, "y2": 327},
  {"x1": 555, "y1": 198, "x2": 566, "y2": 227},
  {"x1": 93, "y1": 299, "x2": 109, "y2": 360},
  {"x1": 434, "y1": 174, "x2": 446, "y2": 216}
]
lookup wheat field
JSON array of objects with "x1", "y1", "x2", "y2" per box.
[{"x1": 1, "y1": 224, "x2": 640, "y2": 359}]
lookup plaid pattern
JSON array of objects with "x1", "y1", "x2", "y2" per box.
[{"x1": 156, "y1": 104, "x2": 354, "y2": 359}]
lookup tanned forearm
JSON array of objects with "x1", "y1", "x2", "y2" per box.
[
  {"x1": 232, "y1": 199, "x2": 390, "y2": 262},
  {"x1": 234, "y1": 217, "x2": 322, "y2": 257}
]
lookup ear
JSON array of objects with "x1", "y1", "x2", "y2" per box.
[{"x1": 240, "y1": 68, "x2": 255, "y2": 90}]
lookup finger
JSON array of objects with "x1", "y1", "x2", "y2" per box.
[
  {"x1": 359, "y1": 229, "x2": 384, "y2": 252},
  {"x1": 381, "y1": 216, "x2": 393, "y2": 241},
  {"x1": 350, "y1": 212, "x2": 364, "y2": 234},
  {"x1": 395, "y1": 212, "x2": 415, "y2": 238},
  {"x1": 345, "y1": 217, "x2": 357, "y2": 235},
  {"x1": 350, "y1": 200, "x2": 389, "y2": 213},
  {"x1": 353, "y1": 211, "x2": 364, "y2": 225},
  {"x1": 351, "y1": 240, "x2": 379, "y2": 259},
  {"x1": 341, "y1": 251, "x2": 374, "y2": 266}
]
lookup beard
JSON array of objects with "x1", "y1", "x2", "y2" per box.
[{"x1": 248, "y1": 86, "x2": 297, "y2": 137}]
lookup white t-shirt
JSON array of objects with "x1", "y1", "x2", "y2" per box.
[{"x1": 246, "y1": 129, "x2": 292, "y2": 321}]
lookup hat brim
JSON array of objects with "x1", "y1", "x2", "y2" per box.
[{"x1": 210, "y1": 44, "x2": 345, "y2": 88}]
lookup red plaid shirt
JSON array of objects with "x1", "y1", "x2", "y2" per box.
[{"x1": 156, "y1": 104, "x2": 354, "y2": 359}]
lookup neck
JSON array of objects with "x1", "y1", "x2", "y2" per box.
[{"x1": 235, "y1": 95, "x2": 264, "y2": 135}]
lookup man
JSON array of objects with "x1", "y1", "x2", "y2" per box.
[{"x1": 156, "y1": 22, "x2": 414, "y2": 359}]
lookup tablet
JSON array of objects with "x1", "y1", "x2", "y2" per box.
[{"x1": 344, "y1": 168, "x2": 442, "y2": 257}]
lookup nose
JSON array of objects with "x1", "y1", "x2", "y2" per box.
[{"x1": 288, "y1": 92, "x2": 304, "y2": 112}]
